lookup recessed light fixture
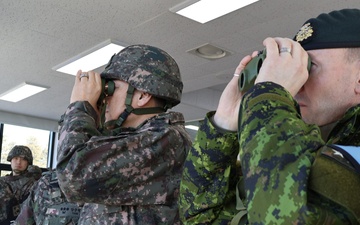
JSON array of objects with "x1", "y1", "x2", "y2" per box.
[
  {"x1": 170, "y1": 0, "x2": 259, "y2": 24},
  {"x1": 53, "y1": 39, "x2": 126, "y2": 76},
  {"x1": 185, "y1": 125, "x2": 199, "y2": 131},
  {"x1": 0, "y1": 82, "x2": 48, "y2": 102},
  {"x1": 187, "y1": 43, "x2": 231, "y2": 60}
]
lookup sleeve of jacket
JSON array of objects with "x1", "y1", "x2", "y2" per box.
[
  {"x1": 239, "y1": 82, "x2": 325, "y2": 224},
  {"x1": 15, "y1": 187, "x2": 36, "y2": 225},
  {"x1": 179, "y1": 111, "x2": 240, "y2": 225},
  {"x1": 56, "y1": 101, "x2": 189, "y2": 205}
]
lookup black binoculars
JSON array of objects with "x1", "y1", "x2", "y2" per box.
[
  {"x1": 238, "y1": 49, "x2": 312, "y2": 92},
  {"x1": 97, "y1": 79, "x2": 115, "y2": 106}
]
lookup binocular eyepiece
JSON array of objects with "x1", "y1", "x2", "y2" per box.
[
  {"x1": 103, "y1": 79, "x2": 115, "y2": 97},
  {"x1": 238, "y1": 49, "x2": 312, "y2": 92},
  {"x1": 97, "y1": 79, "x2": 115, "y2": 106}
]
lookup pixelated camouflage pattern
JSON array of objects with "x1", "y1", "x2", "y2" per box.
[
  {"x1": 2, "y1": 165, "x2": 42, "y2": 203},
  {"x1": 15, "y1": 170, "x2": 81, "y2": 225},
  {"x1": 26, "y1": 165, "x2": 43, "y2": 180},
  {"x1": 239, "y1": 82, "x2": 360, "y2": 224},
  {"x1": 180, "y1": 82, "x2": 360, "y2": 224},
  {"x1": 101, "y1": 44, "x2": 183, "y2": 107},
  {"x1": 56, "y1": 101, "x2": 192, "y2": 225},
  {"x1": 7, "y1": 145, "x2": 33, "y2": 165},
  {"x1": 179, "y1": 111, "x2": 240, "y2": 224},
  {"x1": 0, "y1": 179, "x2": 14, "y2": 223},
  {"x1": 0, "y1": 165, "x2": 42, "y2": 223}
]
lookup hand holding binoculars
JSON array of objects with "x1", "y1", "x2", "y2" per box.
[{"x1": 238, "y1": 49, "x2": 312, "y2": 92}]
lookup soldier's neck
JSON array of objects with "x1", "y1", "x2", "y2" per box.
[{"x1": 320, "y1": 122, "x2": 337, "y2": 141}]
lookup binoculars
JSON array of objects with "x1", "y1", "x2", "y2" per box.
[
  {"x1": 97, "y1": 79, "x2": 115, "y2": 106},
  {"x1": 238, "y1": 49, "x2": 312, "y2": 92},
  {"x1": 96, "y1": 78, "x2": 115, "y2": 128}
]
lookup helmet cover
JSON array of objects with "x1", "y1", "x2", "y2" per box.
[
  {"x1": 7, "y1": 145, "x2": 33, "y2": 165},
  {"x1": 101, "y1": 44, "x2": 183, "y2": 108}
]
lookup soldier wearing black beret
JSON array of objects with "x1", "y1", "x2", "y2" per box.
[{"x1": 179, "y1": 8, "x2": 360, "y2": 224}]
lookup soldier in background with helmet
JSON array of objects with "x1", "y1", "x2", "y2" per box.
[
  {"x1": 0, "y1": 145, "x2": 42, "y2": 224},
  {"x1": 56, "y1": 44, "x2": 192, "y2": 224},
  {"x1": 15, "y1": 170, "x2": 81, "y2": 225},
  {"x1": 6, "y1": 145, "x2": 39, "y2": 177}
]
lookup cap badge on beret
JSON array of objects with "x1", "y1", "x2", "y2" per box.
[{"x1": 295, "y1": 23, "x2": 314, "y2": 42}]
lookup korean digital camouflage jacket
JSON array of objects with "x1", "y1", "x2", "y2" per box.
[
  {"x1": 15, "y1": 170, "x2": 81, "y2": 225},
  {"x1": 0, "y1": 165, "x2": 42, "y2": 223},
  {"x1": 56, "y1": 101, "x2": 192, "y2": 225},
  {"x1": 179, "y1": 82, "x2": 360, "y2": 224},
  {"x1": 0, "y1": 179, "x2": 15, "y2": 224}
]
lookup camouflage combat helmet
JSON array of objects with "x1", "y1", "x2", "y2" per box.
[
  {"x1": 100, "y1": 44, "x2": 183, "y2": 129},
  {"x1": 7, "y1": 145, "x2": 33, "y2": 165},
  {"x1": 101, "y1": 44, "x2": 183, "y2": 108}
]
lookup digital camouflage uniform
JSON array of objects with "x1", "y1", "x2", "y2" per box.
[
  {"x1": 0, "y1": 146, "x2": 42, "y2": 224},
  {"x1": 15, "y1": 170, "x2": 81, "y2": 225},
  {"x1": 0, "y1": 165, "x2": 42, "y2": 224},
  {"x1": 56, "y1": 45, "x2": 192, "y2": 225},
  {"x1": 180, "y1": 8, "x2": 360, "y2": 225},
  {"x1": 179, "y1": 83, "x2": 360, "y2": 224},
  {"x1": 0, "y1": 179, "x2": 15, "y2": 225},
  {"x1": 4, "y1": 165, "x2": 42, "y2": 201}
]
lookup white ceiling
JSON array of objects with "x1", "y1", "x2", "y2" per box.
[{"x1": 1, "y1": 0, "x2": 359, "y2": 125}]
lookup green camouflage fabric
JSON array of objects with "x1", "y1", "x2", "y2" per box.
[
  {"x1": 179, "y1": 82, "x2": 360, "y2": 224},
  {"x1": 7, "y1": 145, "x2": 33, "y2": 165},
  {"x1": 179, "y1": 111, "x2": 240, "y2": 224},
  {"x1": 15, "y1": 170, "x2": 81, "y2": 225},
  {"x1": 56, "y1": 101, "x2": 192, "y2": 225},
  {"x1": 0, "y1": 165, "x2": 42, "y2": 224},
  {"x1": 101, "y1": 44, "x2": 183, "y2": 108}
]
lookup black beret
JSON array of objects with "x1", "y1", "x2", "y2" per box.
[{"x1": 294, "y1": 8, "x2": 360, "y2": 50}]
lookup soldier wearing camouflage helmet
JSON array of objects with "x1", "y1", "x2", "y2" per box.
[
  {"x1": 56, "y1": 44, "x2": 192, "y2": 224},
  {"x1": 180, "y1": 8, "x2": 360, "y2": 225},
  {"x1": 15, "y1": 170, "x2": 81, "y2": 225},
  {"x1": 7, "y1": 145, "x2": 33, "y2": 175},
  {"x1": 0, "y1": 145, "x2": 42, "y2": 223}
]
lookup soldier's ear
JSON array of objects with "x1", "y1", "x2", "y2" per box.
[
  {"x1": 356, "y1": 80, "x2": 360, "y2": 94},
  {"x1": 355, "y1": 61, "x2": 360, "y2": 95},
  {"x1": 136, "y1": 92, "x2": 152, "y2": 107}
]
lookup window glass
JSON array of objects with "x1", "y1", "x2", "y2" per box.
[
  {"x1": 1, "y1": 124, "x2": 50, "y2": 168},
  {"x1": 1, "y1": 170, "x2": 10, "y2": 176}
]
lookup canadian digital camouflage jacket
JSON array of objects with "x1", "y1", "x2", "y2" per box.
[
  {"x1": 179, "y1": 82, "x2": 360, "y2": 224},
  {"x1": 0, "y1": 165, "x2": 42, "y2": 224},
  {"x1": 56, "y1": 101, "x2": 192, "y2": 225},
  {"x1": 15, "y1": 170, "x2": 81, "y2": 225}
]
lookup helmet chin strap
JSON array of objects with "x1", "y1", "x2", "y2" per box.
[{"x1": 103, "y1": 86, "x2": 167, "y2": 130}]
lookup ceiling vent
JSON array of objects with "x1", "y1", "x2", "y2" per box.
[{"x1": 187, "y1": 43, "x2": 231, "y2": 60}]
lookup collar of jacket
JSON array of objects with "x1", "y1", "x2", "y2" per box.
[{"x1": 327, "y1": 104, "x2": 360, "y2": 145}]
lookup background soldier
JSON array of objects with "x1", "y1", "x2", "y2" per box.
[
  {"x1": 15, "y1": 170, "x2": 81, "y2": 225},
  {"x1": 0, "y1": 145, "x2": 42, "y2": 224}
]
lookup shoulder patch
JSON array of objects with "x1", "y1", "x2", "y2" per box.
[{"x1": 331, "y1": 145, "x2": 360, "y2": 174}]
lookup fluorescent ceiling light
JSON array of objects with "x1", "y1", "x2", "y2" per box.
[
  {"x1": 185, "y1": 125, "x2": 199, "y2": 131},
  {"x1": 170, "y1": 0, "x2": 259, "y2": 24},
  {"x1": 53, "y1": 39, "x2": 126, "y2": 76},
  {"x1": 0, "y1": 83, "x2": 47, "y2": 102}
]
